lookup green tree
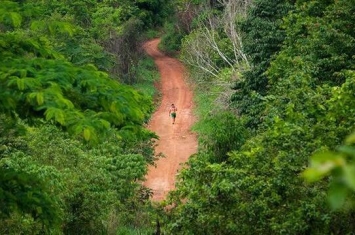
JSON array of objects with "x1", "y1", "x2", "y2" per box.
[
  {"x1": 0, "y1": 1, "x2": 160, "y2": 233},
  {"x1": 232, "y1": 0, "x2": 295, "y2": 129},
  {"x1": 0, "y1": 1, "x2": 153, "y2": 143},
  {"x1": 0, "y1": 164, "x2": 62, "y2": 234},
  {"x1": 165, "y1": 0, "x2": 355, "y2": 234}
]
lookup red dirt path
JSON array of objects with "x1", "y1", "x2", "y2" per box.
[{"x1": 143, "y1": 39, "x2": 198, "y2": 201}]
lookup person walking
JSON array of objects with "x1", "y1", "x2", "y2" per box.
[{"x1": 169, "y1": 104, "x2": 177, "y2": 124}]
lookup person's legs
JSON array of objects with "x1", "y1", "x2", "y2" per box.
[{"x1": 172, "y1": 113, "x2": 176, "y2": 124}]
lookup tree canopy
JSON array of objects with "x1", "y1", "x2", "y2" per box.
[
  {"x1": 2, "y1": 0, "x2": 355, "y2": 233},
  {"x1": 0, "y1": 0, "x2": 164, "y2": 233},
  {"x1": 163, "y1": 0, "x2": 355, "y2": 234}
]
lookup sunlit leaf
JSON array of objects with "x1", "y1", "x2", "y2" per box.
[
  {"x1": 83, "y1": 128, "x2": 91, "y2": 141},
  {"x1": 311, "y1": 152, "x2": 339, "y2": 163},
  {"x1": 16, "y1": 77, "x2": 25, "y2": 90},
  {"x1": 345, "y1": 133, "x2": 355, "y2": 144},
  {"x1": 303, "y1": 168, "x2": 328, "y2": 182},
  {"x1": 44, "y1": 107, "x2": 66, "y2": 125},
  {"x1": 36, "y1": 92, "x2": 44, "y2": 105}
]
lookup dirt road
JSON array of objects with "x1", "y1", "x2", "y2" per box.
[{"x1": 143, "y1": 39, "x2": 198, "y2": 201}]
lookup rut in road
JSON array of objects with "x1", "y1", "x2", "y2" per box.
[{"x1": 143, "y1": 39, "x2": 198, "y2": 201}]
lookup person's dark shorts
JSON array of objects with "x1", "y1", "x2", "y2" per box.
[{"x1": 171, "y1": 112, "x2": 176, "y2": 118}]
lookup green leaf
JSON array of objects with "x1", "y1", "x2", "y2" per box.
[
  {"x1": 58, "y1": 22, "x2": 75, "y2": 36},
  {"x1": 9, "y1": 12, "x2": 22, "y2": 27},
  {"x1": 338, "y1": 146, "x2": 355, "y2": 158},
  {"x1": 343, "y1": 165, "x2": 355, "y2": 191},
  {"x1": 99, "y1": 119, "x2": 110, "y2": 129},
  {"x1": 345, "y1": 133, "x2": 355, "y2": 144},
  {"x1": 304, "y1": 152, "x2": 345, "y2": 182},
  {"x1": 44, "y1": 107, "x2": 66, "y2": 125},
  {"x1": 83, "y1": 128, "x2": 91, "y2": 141},
  {"x1": 36, "y1": 92, "x2": 44, "y2": 105},
  {"x1": 303, "y1": 168, "x2": 328, "y2": 183},
  {"x1": 311, "y1": 152, "x2": 339, "y2": 163},
  {"x1": 16, "y1": 77, "x2": 25, "y2": 90},
  {"x1": 328, "y1": 183, "x2": 348, "y2": 210},
  {"x1": 1, "y1": 12, "x2": 23, "y2": 27}
]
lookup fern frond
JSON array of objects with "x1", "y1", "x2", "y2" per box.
[
  {"x1": 27, "y1": 91, "x2": 44, "y2": 105},
  {"x1": 44, "y1": 107, "x2": 66, "y2": 125}
]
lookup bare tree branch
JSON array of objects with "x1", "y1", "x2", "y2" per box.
[{"x1": 180, "y1": 0, "x2": 252, "y2": 79}]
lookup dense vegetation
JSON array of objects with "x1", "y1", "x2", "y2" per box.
[
  {"x1": 161, "y1": 0, "x2": 355, "y2": 234},
  {"x1": 2, "y1": 0, "x2": 355, "y2": 234},
  {"x1": 0, "y1": 0, "x2": 168, "y2": 233}
]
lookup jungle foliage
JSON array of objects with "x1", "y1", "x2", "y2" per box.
[
  {"x1": 2, "y1": 0, "x2": 355, "y2": 234},
  {"x1": 163, "y1": 0, "x2": 355, "y2": 234},
  {"x1": 0, "y1": 0, "x2": 167, "y2": 233}
]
